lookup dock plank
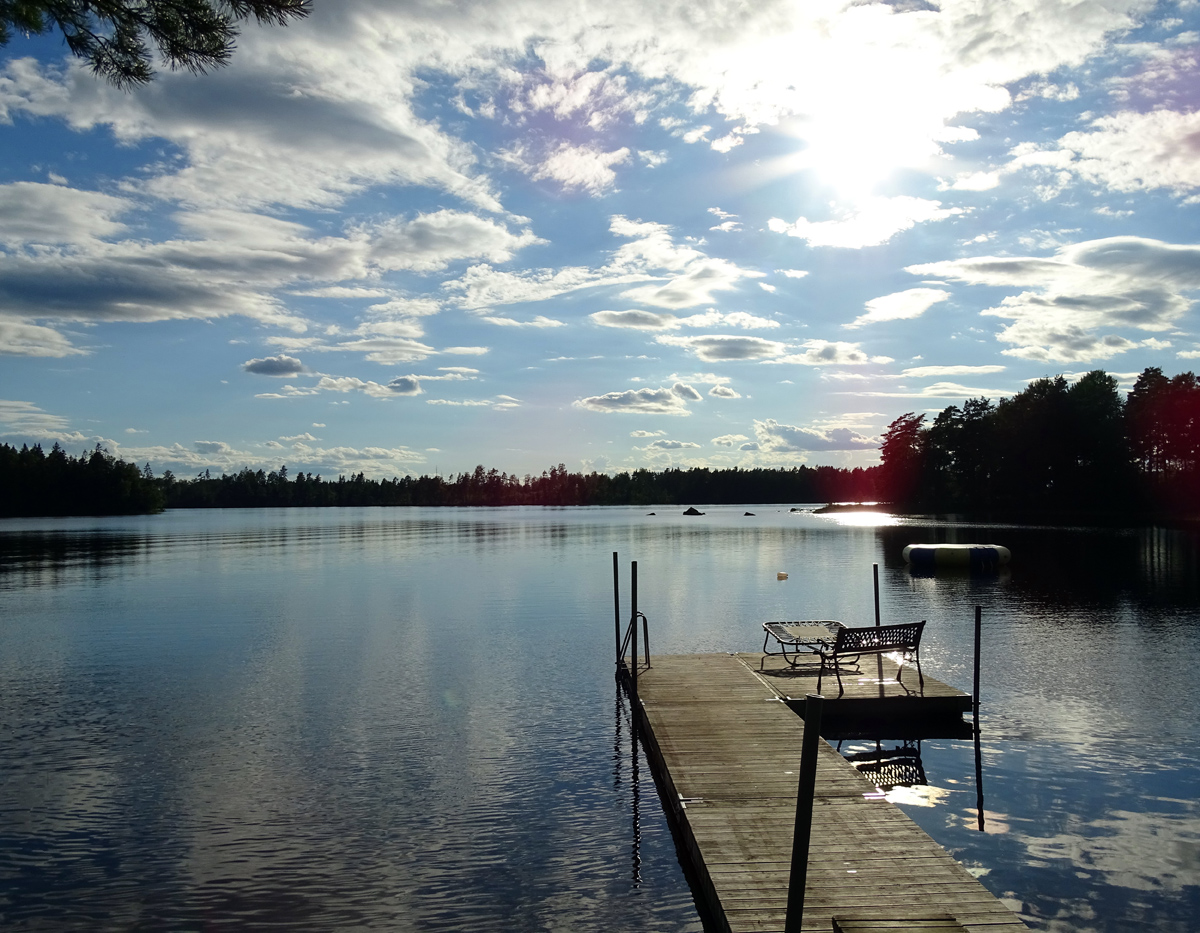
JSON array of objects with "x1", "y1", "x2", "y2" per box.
[{"x1": 625, "y1": 653, "x2": 1024, "y2": 933}]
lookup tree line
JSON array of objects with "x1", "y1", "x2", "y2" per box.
[
  {"x1": 159, "y1": 462, "x2": 879, "y2": 509},
  {"x1": 878, "y1": 367, "x2": 1199, "y2": 518},
  {"x1": 0, "y1": 446, "x2": 878, "y2": 516}
]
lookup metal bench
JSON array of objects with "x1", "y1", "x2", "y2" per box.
[{"x1": 816, "y1": 620, "x2": 925, "y2": 696}]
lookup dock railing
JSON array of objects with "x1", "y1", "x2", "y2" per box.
[{"x1": 614, "y1": 553, "x2": 650, "y2": 697}]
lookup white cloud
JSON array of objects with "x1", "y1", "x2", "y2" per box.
[
  {"x1": 711, "y1": 433, "x2": 749, "y2": 447},
  {"x1": 619, "y1": 257, "x2": 754, "y2": 309},
  {"x1": 774, "y1": 340, "x2": 889, "y2": 366},
  {"x1": 591, "y1": 308, "x2": 778, "y2": 331},
  {"x1": 637, "y1": 150, "x2": 668, "y2": 167},
  {"x1": 846, "y1": 288, "x2": 951, "y2": 328},
  {"x1": 521, "y1": 142, "x2": 632, "y2": 194},
  {"x1": 426, "y1": 395, "x2": 517, "y2": 409},
  {"x1": 121, "y1": 439, "x2": 426, "y2": 478},
  {"x1": 591, "y1": 309, "x2": 678, "y2": 330},
  {"x1": 0, "y1": 320, "x2": 88, "y2": 357},
  {"x1": 0, "y1": 202, "x2": 537, "y2": 343},
  {"x1": 243, "y1": 355, "x2": 306, "y2": 376},
  {"x1": 630, "y1": 429, "x2": 667, "y2": 437},
  {"x1": 769, "y1": 197, "x2": 964, "y2": 249},
  {"x1": 195, "y1": 440, "x2": 234, "y2": 455},
  {"x1": 778, "y1": 269, "x2": 810, "y2": 279},
  {"x1": 944, "y1": 171, "x2": 1001, "y2": 191},
  {"x1": 574, "y1": 385, "x2": 697, "y2": 415},
  {"x1": 641, "y1": 438, "x2": 701, "y2": 450},
  {"x1": 855, "y1": 381, "x2": 1012, "y2": 399},
  {"x1": 0, "y1": 181, "x2": 130, "y2": 245},
  {"x1": 902, "y1": 364, "x2": 1006, "y2": 378},
  {"x1": 656, "y1": 333, "x2": 787, "y2": 362},
  {"x1": 908, "y1": 236, "x2": 1200, "y2": 362},
  {"x1": 480, "y1": 315, "x2": 565, "y2": 327},
  {"x1": 1053, "y1": 109, "x2": 1200, "y2": 195},
  {"x1": 0, "y1": 399, "x2": 73, "y2": 437},
  {"x1": 358, "y1": 210, "x2": 543, "y2": 272},
  {"x1": 753, "y1": 419, "x2": 878, "y2": 452},
  {"x1": 257, "y1": 373, "x2": 426, "y2": 399},
  {"x1": 708, "y1": 384, "x2": 741, "y2": 398}
]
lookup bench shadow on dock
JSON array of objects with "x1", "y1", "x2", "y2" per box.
[
  {"x1": 619, "y1": 652, "x2": 1024, "y2": 933},
  {"x1": 751, "y1": 653, "x2": 974, "y2": 741}
]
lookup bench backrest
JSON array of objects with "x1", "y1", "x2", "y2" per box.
[{"x1": 832, "y1": 620, "x2": 925, "y2": 655}]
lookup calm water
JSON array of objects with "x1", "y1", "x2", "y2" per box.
[{"x1": 1, "y1": 506, "x2": 1197, "y2": 931}]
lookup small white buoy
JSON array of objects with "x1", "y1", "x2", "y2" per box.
[{"x1": 777, "y1": 571, "x2": 789, "y2": 580}]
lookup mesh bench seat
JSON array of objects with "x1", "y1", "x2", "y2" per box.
[
  {"x1": 816, "y1": 620, "x2": 925, "y2": 696},
  {"x1": 761, "y1": 620, "x2": 846, "y2": 667}
]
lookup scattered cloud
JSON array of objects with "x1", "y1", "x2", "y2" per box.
[
  {"x1": 769, "y1": 197, "x2": 964, "y2": 249},
  {"x1": 480, "y1": 314, "x2": 565, "y2": 327},
  {"x1": 908, "y1": 236, "x2": 1200, "y2": 362},
  {"x1": 901, "y1": 364, "x2": 1006, "y2": 378},
  {"x1": 426, "y1": 395, "x2": 518, "y2": 410},
  {"x1": 574, "y1": 384, "x2": 699, "y2": 415},
  {"x1": 640, "y1": 438, "x2": 701, "y2": 450},
  {"x1": 753, "y1": 419, "x2": 878, "y2": 452},
  {"x1": 854, "y1": 381, "x2": 1013, "y2": 398},
  {"x1": 591, "y1": 308, "x2": 778, "y2": 331},
  {"x1": 774, "y1": 340, "x2": 892, "y2": 366},
  {"x1": 846, "y1": 288, "x2": 951, "y2": 329},
  {"x1": 656, "y1": 334, "x2": 787, "y2": 362},
  {"x1": 0, "y1": 321, "x2": 88, "y2": 358},
  {"x1": 0, "y1": 399, "x2": 74, "y2": 437},
  {"x1": 1053, "y1": 110, "x2": 1200, "y2": 196},
  {"x1": 243, "y1": 354, "x2": 306, "y2": 376}
]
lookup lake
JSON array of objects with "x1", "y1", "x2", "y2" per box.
[{"x1": 1, "y1": 506, "x2": 1197, "y2": 931}]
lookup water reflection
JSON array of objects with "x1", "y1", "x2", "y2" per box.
[
  {"x1": 2, "y1": 506, "x2": 1198, "y2": 932},
  {"x1": 842, "y1": 738, "x2": 928, "y2": 788}
]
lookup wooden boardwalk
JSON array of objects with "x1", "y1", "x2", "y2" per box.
[{"x1": 625, "y1": 653, "x2": 1025, "y2": 933}]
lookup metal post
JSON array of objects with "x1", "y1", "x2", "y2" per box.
[
  {"x1": 631, "y1": 560, "x2": 639, "y2": 699},
  {"x1": 613, "y1": 551, "x2": 621, "y2": 666},
  {"x1": 972, "y1": 605, "x2": 981, "y2": 722},
  {"x1": 873, "y1": 562, "x2": 881, "y2": 627},
  {"x1": 973, "y1": 605, "x2": 985, "y2": 832},
  {"x1": 785, "y1": 693, "x2": 824, "y2": 933}
]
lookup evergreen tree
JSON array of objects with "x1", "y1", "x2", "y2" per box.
[{"x1": 1, "y1": 1, "x2": 309, "y2": 88}]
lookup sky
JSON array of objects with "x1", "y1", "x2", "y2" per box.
[{"x1": 2, "y1": 0, "x2": 1200, "y2": 481}]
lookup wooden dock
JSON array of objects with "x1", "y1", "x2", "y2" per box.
[{"x1": 624, "y1": 652, "x2": 1025, "y2": 933}]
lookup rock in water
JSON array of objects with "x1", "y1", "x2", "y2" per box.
[{"x1": 682, "y1": 506, "x2": 705, "y2": 516}]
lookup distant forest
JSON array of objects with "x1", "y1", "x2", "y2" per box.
[
  {"x1": 1, "y1": 366, "x2": 1196, "y2": 519},
  {"x1": 0, "y1": 446, "x2": 876, "y2": 516}
]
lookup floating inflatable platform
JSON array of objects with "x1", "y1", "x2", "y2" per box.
[{"x1": 903, "y1": 543, "x2": 1011, "y2": 572}]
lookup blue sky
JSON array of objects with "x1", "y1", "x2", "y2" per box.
[{"x1": 2, "y1": 0, "x2": 1200, "y2": 480}]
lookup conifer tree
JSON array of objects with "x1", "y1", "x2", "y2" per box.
[{"x1": 0, "y1": 1, "x2": 309, "y2": 88}]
